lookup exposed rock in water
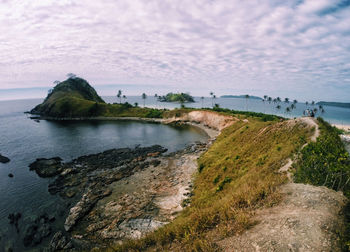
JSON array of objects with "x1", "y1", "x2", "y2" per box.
[
  {"x1": 29, "y1": 157, "x2": 63, "y2": 177},
  {"x1": 8, "y1": 213, "x2": 21, "y2": 233},
  {"x1": 8, "y1": 173, "x2": 14, "y2": 178},
  {"x1": 23, "y1": 213, "x2": 55, "y2": 247},
  {"x1": 0, "y1": 154, "x2": 10, "y2": 163},
  {"x1": 49, "y1": 231, "x2": 73, "y2": 251}
]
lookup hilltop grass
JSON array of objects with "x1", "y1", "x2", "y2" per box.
[
  {"x1": 293, "y1": 118, "x2": 350, "y2": 251},
  {"x1": 110, "y1": 117, "x2": 312, "y2": 251},
  {"x1": 294, "y1": 117, "x2": 350, "y2": 196}
]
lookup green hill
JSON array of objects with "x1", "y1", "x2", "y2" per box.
[
  {"x1": 30, "y1": 77, "x2": 165, "y2": 118},
  {"x1": 30, "y1": 77, "x2": 105, "y2": 117}
]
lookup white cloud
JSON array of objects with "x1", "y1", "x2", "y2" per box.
[{"x1": 0, "y1": 0, "x2": 349, "y2": 101}]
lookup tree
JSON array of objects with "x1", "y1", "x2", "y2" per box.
[
  {"x1": 142, "y1": 93, "x2": 147, "y2": 107},
  {"x1": 285, "y1": 106, "x2": 291, "y2": 116},
  {"x1": 210, "y1": 92, "x2": 214, "y2": 107},
  {"x1": 293, "y1": 99, "x2": 298, "y2": 104},
  {"x1": 122, "y1": 95, "x2": 127, "y2": 103},
  {"x1": 291, "y1": 103, "x2": 296, "y2": 110},
  {"x1": 200, "y1": 96, "x2": 204, "y2": 108},
  {"x1": 53, "y1": 80, "x2": 60, "y2": 85},
  {"x1": 66, "y1": 73, "x2": 76, "y2": 79},
  {"x1": 117, "y1": 90, "x2": 122, "y2": 104},
  {"x1": 284, "y1": 98, "x2": 289, "y2": 104},
  {"x1": 245, "y1": 94, "x2": 250, "y2": 111},
  {"x1": 276, "y1": 105, "x2": 281, "y2": 111},
  {"x1": 134, "y1": 102, "x2": 138, "y2": 107},
  {"x1": 155, "y1": 94, "x2": 158, "y2": 107}
]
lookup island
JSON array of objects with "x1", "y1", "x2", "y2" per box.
[
  {"x1": 158, "y1": 92, "x2": 195, "y2": 103},
  {"x1": 30, "y1": 76, "x2": 164, "y2": 118},
  {"x1": 221, "y1": 94, "x2": 262, "y2": 100},
  {"x1": 317, "y1": 101, "x2": 350, "y2": 109}
]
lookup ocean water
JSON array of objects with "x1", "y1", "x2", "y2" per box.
[
  {"x1": 0, "y1": 99, "x2": 208, "y2": 251},
  {"x1": 105, "y1": 96, "x2": 350, "y2": 125}
]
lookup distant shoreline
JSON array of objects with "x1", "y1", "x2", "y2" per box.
[{"x1": 332, "y1": 123, "x2": 350, "y2": 133}]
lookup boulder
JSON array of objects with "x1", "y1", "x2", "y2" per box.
[
  {"x1": 29, "y1": 157, "x2": 63, "y2": 177},
  {"x1": 49, "y1": 231, "x2": 73, "y2": 251},
  {"x1": 0, "y1": 154, "x2": 10, "y2": 163}
]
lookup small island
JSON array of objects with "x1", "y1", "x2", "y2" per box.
[
  {"x1": 221, "y1": 95, "x2": 262, "y2": 100},
  {"x1": 158, "y1": 93, "x2": 195, "y2": 103},
  {"x1": 317, "y1": 101, "x2": 350, "y2": 109}
]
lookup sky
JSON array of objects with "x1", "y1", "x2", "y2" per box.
[{"x1": 0, "y1": 0, "x2": 350, "y2": 102}]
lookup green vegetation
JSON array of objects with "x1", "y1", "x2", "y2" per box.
[
  {"x1": 30, "y1": 77, "x2": 167, "y2": 118},
  {"x1": 294, "y1": 117, "x2": 350, "y2": 196},
  {"x1": 294, "y1": 118, "x2": 350, "y2": 250},
  {"x1": 112, "y1": 117, "x2": 312, "y2": 251},
  {"x1": 158, "y1": 92, "x2": 195, "y2": 103}
]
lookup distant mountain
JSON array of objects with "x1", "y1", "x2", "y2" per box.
[
  {"x1": 221, "y1": 95, "x2": 262, "y2": 100},
  {"x1": 30, "y1": 77, "x2": 105, "y2": 117},
  {"x1": 317, "y1": 101, "x2": 350, "y2": 109}
]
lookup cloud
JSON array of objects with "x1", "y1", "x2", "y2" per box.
[{"x1": 0, "y1": 0, "x2": 349, "y2": 101}]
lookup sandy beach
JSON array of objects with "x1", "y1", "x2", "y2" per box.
[{"x1": 332, "y1": 124, "x2": 350, "y2": 132}]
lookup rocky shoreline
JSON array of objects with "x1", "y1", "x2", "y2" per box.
[{"x1": 26, "y1": 141, "x2": 210, "y2": 250}]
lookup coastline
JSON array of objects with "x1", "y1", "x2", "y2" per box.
[
  {"x1": 32, "y1": 116, "x2": 220, "y2": 139},
  {"x1": 332, "y1": 123, "x2": 350, "y2": 133}
]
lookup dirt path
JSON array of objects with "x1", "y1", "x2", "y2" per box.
[
  {"x1": 218, "y1": 118, "x2": 348, "y2": 251},
  {"x1": 218, "y1": 183, "x2": 347, "y2": 251}
]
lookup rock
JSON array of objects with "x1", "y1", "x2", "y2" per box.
[
  {"x1": 8, "y1": 212, "x2": 21, "y2": 232},
  {"x1": 0, "y1": 154, "x2": 10, "y2": 163},
  {"x1": 49, "y1": 231, "x2": 73, "y2": 251},
  {"x1": 23, "y1": 213, "x2": 53, "y2": 247},
  {"x1": 8, "y1": 173, "x2": 14, "y2": 178},
  {"x1": 29, "y1": 157, "x2": 63, "y2": 177}
]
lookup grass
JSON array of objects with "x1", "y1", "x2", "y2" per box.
[
  {"x1": 109, "y1": 117, "x2": 312, "y2": 251},
  {"x1": 294, "y1": 117, "x2": 350, "y2": 196},
  {"x1": 294, "y1": 117, "x2": 350, "y2": 251}
]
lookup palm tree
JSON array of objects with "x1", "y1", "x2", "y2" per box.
[
  {"x1": 276, "y1": 97, "x2": 281, "y2": 103},
  {"x1": 276, "y1": 105, "x2": 281, "y2": 111},
  {"x1": 155, "y1": 94, "x2": 158, "y2": 107},
  {"x1": 284, "y1": 98, "x2": 289, "y2": 104},
  {"x1": 293, "y1": 99, "x2": 298, "y2": 105},
  {"x1": 117, "y1": 90, "x2": 122, "y2": 104},
  {"x1": 213, "y1": 95, "x2": 217, "y2": 107},
  {"x1": 210, "y1": 92, "x2": 214, "y2": 107},
  {"x1": 285, "y1": 107, "x2": 291, "y2": 116},
  {"x1": 291, "y1": 103, "x2": 296, "y2": 110},
  {"x1": 142, "y1": 93, "x2": 147, "y2": 107},
  {"x1": 305, "y1": 101, "x2": 309, "y2": 108},
  {"x1": 200, "y1": 96, "x2": 204, "y2": 108},
  {"x1": 245, "y1": 94, "x2": 250, "y2": 111},
  {"x1": 122, "y1": 95, "x2": 127, "y2": 103},
  {"x1": 311, "y1": 101, "x2": 315, "y2": 106}
]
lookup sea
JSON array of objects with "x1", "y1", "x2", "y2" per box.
[
  {"x1": 0, "y1": 95, "x2": 349, "y2": 251},
  {"x1": 0, "y1": 97, "x2": 208, "y2": 251}
]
